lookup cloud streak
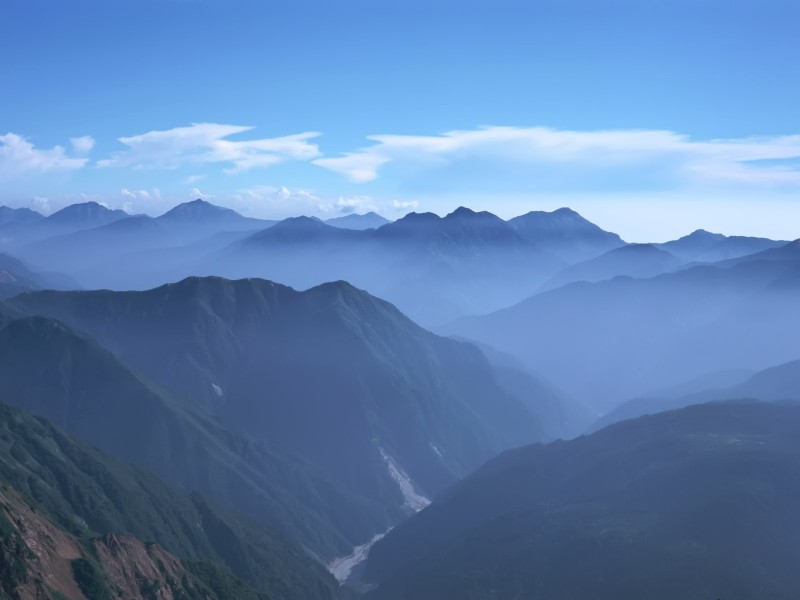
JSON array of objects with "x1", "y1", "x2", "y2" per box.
[
  {"x1": 121, "y1": 187, "x2": 161, "y2": 201},
  {"x1": 0, "y1": 133, "x2": 90, "y2": 180},
  {"x1": 229, "y1": 185, "x2": 325, "y2": 217},
  {"x1": 313, "y1": 126, "x2": 800, "y2": 188},
  {"x1": 98, "y1": 123, "x2": 321, "y2": 173}
]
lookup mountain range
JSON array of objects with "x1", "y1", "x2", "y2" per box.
[
  {"x1": 1, "y1": 274, "x2": 588, "y2": 591},
  {"x1": 6, "y1": 277, "x2": 566, "y2": 506},
  {"x1": 2, "y1": 197, "x2": 799, "y2": 598},
  {"x1": 445, "y1": 240, "x2": 800, "y2": 411},
  {"x1": 0, "y1": 201, "x2": 632, "y2": 325}
]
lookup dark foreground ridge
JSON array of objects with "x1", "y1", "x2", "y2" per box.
[{"x1": 365, "y1": 401, "x2": 800, "y2": 600}]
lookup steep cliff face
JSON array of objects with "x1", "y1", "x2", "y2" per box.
[
  {"x1": 0, "y1": 486, "x2": 265, "y2": 600},
  {"x1": 1, "y1": 486, "x2": 86, "y2": 599}
]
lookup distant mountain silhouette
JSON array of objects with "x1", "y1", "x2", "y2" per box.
[
  {"x1": 593, "y1": 356, "x2": 800, "y2": 431},
  {"x1": 715, "y1": 238, "x2": 800, "y2": 267},
  {"x1": 0, "y1": 251, "x2": 77, "y2": 298},
  {"x1": 0, "y1": 252, "x2": 46, "y2": 297},
  {"x1": 246, "y1": 215, "x2": 363, "y2": 245},
  {"x1": 0, "y1": 205, "x2": 44, "y2": 226},
  {"x1": 1, "y1": 202, "x2": 637, "y2": 323},
  {"x1": 47, "y1": 201, "x2": 128, "y2": 227},
  {"x1": 0, "y1": 201, "x2": 129, "y2": 248},
  {"x1": 18, "y1": 215, "x2": 169, "y2": 273},
  {"x1": 326, "y1": 211, "x2": 391, "y2": 230},
  {"x1": 446, "y1": 254, "x2": 800, "y2": 411},
  {"x1": 15, "y1": 199, "x2": 274, "y2": 279},
  {"x1": 456, "y1": 337, "x2": 596, "y2": 438},
  {"x1": 657, "y1": 229, "x2": 785, "y2": 262},
  {"x1": 365, "y1": 401, "x2": 800, "y2": 600},
  {"x1": 215, "y1": 207, "x2": 565, "y2": 324},
  {"x1": 508, "y1": 207, "x2": 626, "y2": 263},
  {"x1": 540, "y1": 243, "x2": 683, "y2": 291},
  {"x1": 157, "y1": 198, "x2": 273, "y2": 230}
]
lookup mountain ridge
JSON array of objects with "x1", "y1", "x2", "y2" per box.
[
  {"x1": 365, "y1": 400, "x2": 800, "y2": 599},
  {"x1": 0, "y1": 399, "x2": 340, "y2": 598},
  {"x1": 7, "y1": 276, "x2": 563, "y2": 549},
  {"x1": 0, "y1": 312, "x2": 392, "y2": 560}
]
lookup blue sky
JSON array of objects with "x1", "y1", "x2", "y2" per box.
[{"x1": 1, "y1": 0, "x2": 799, "y2": 241}]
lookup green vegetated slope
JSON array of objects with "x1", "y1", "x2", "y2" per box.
[
  {"x1": 0, "y1": 401, "x2": 340, "y2": 599},
  {"x1": 366, "y1": 401, "x2": 800, "y2": 600},
  {"x1": 0, "y1": 315, "x2": 390, "y2": 560},
  {"x1": 8, "y1": 277, "x2": 550, "y2": 512}
]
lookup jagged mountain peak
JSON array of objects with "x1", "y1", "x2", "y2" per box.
[
  {"x1": 680, "y1": 228, "x2": 726, "y2": 241},
  {"x1": 158, "y1": 198, "x2": 242, "y2": 221}
]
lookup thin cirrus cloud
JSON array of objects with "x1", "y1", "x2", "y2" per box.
[
  {"x1": 312, "y1": 126, "x2": 800, "y2": 189},
  {"x1": 227, "y1": 185, "x2": 326, "y2": 218},
  {"x1": 0, "y1": 132, "x2": 92, "y2": 181},
  {"x1": 121, "y1": 188, "x2": 161, "y2": 201},
  {"x1": 98, "y1": 123, "x2": 322, "y2": 173}
]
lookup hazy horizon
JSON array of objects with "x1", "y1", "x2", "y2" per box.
[
  {"x1": 3, "y1": 0, "x2": 799, "y2": 242},
  {"x1": 2, "y1": 196, "x2": 796, "y2": 245}
]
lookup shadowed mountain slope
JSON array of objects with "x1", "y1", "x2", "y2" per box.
[
  {"x1": 7, "y1": 277, "x2": 561, "y2": 541},
  {"x1": 365, "y1": 401, "x2": 800, "y2": 600},
  {"x1": 0, "y1": 314, "x2": 391, "y2": 560}
]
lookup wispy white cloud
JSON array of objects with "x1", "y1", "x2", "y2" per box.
[
  {"x1": 32, "y1": 196, "x2": 52, "y2": 215},
  {"x1": 98, "y1": 123, "x2": 321, "y2": 173},
  {"x1": 121, "y1": 187, "x2": 161, "y2": 201},
  {"x1": 229, "y1": 185, "x2": 325, "y2": 217},
  {"x1": 0, "y1": 133, "x2": 89, "y2": 180},
  {"x1": 313, "y1": 152, "x2": 391, "y2": 183},
  {"x1": 183, "y1": 173, "x2": 207, "y2": 184},
  {"x1": 70, "y1": 135, "x2": 95, "y2": 154},
  {"x1": 189, "y1": 187, "x2": 211, "y2": 199},
  {"x1": 335, "y1": 195, "x2": 378, "y2": 214},
  {"x1": 313, "y1": 126, "x2": 800, "y2": 188},
  {"x1": 392, "y1": 199, "x2": 419, "y2": 211}
]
